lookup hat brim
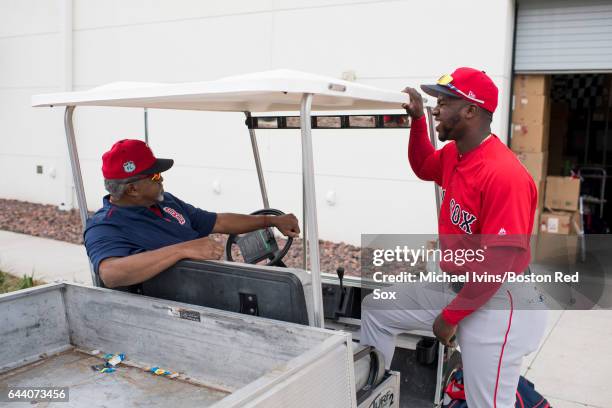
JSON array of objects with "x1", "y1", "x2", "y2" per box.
[
  {"x1": 420, "y1": 84, "x2": 461, "y2": 99},
  {"x1": 142, "y1": 158, "x2": 174, "y2": 174}
]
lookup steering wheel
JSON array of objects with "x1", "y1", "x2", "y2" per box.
[{"x1": 225, "y1": 208, "x2": 293, "y2": 267}]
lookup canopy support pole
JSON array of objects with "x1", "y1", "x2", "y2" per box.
[
  {"x1": 426, "y1": 106, "x2": 445, "y2": 406},
  {"x1": 245, "y1": 112, "x2": 270, "y2": 209},
  {"x1": 302, "y1": 177, "x2": 307, "y2": 271},
  {"x1": 426, "y1": 107, "x2": 442, "y2": 210},
  {"x1": 144, "y1": 108, "x2": 149, "y2": 145},
  {"x1": 300, "y1": 94, "x2": 324, "y2": 328},
  {"x1": 64, "y1": 106, "x2": 99, "y2": 286}
]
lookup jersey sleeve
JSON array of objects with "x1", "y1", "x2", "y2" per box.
[
  {"x1": 479, "y1": 168, "x2": 536, "y2": 249},
  {"x1": 84, "y1": 224, "x2": 141, "y2": 274},
  {"x1": 441, "y1": 246, "x2": 520, "y2": 325},
  {"x1": 171, "y1": 194, "x2": 218, "y2": 237},
  {"x1": 408, "y1": 115, "x2": 444, "y2": 186}
]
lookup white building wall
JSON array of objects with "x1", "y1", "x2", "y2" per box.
[{"x1": 1, "y1": 0, "x2": 515, "y2": 245}]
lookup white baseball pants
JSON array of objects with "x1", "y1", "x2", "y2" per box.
[{"x1": 360, "y1": 282, "x2": 548, "y2": 408}]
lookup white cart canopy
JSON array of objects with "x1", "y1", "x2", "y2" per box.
[{"x1": 32, "y1": 69, "x2": 409, "y2": 112}]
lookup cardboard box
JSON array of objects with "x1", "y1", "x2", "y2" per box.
[
  {"x1": 539, "y1": 210, "x2": 579, "y2": 235},
  {"x1": 532, "y1": 209, "x2": 540, "y2": 235},
  {"x1": 536, "y1": 180, "x2": 546, "y2": 209},
  {"x1": 510, "y1": 122, "x2": 549, "y2": 153},
  {"x1": 534, "y1": 232, "x2": 579, "y2": 264},
  {"x1": 513, "y1": 75, "x2": 550, "y2": 97},
  {"x1": 512, "y1": 94, "x2": 550, "y2": 125},
  {"x1": 515, "y1": 151, "x2": 548, "y2": 181},
  {"x1": 545, "y1": 176, "x2": 580, "y2": 211}
]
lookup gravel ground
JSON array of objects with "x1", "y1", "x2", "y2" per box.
[
  {"x1": 0, "y1": 198, "x2": 362, "y2": 276},
  {"x1": 0, "y1": 199, "x2": 85, "y2": 244}
]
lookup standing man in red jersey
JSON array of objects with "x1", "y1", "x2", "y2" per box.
[{"x1": 360, "y1": 67, "x2": 548, "y2": 407}]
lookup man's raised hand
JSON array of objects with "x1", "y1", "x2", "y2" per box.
[{"x1": 402, "y1": 87, "x2": 425, "y2": 119}]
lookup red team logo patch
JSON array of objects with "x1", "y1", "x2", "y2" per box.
[{"x1": 163, "y1": 207, "x2": 186, "y2": 225}]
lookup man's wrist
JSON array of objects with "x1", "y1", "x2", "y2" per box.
[
  {"x1": 172, "y1": 241, "x2": 191, "y2": 260},
  {"x1": 262, "y1": 215, "x2": 273, "y2": 228},
  {"x1": 441, "y1": 308, "x2": 460, "y2": 326}
]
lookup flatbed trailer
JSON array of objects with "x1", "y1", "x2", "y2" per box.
[{"x1": 1, "y1": 282, "x2": 400, "y2": 407}]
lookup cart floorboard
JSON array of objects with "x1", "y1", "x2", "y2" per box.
[{"x1": 0, "y1": 349, "x2": 229, "y2": 407}]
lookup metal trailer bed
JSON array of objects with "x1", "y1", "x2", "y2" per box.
[{"x1": 1, "y1": 283, "x2": 386, "y2": 408}]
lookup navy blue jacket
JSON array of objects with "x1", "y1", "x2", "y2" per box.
[{"x1": 84, "y1": 192, "x2": 217, "y2": 274}]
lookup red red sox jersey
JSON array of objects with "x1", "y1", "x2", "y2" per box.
[
  {"x1": 409, "y1": 116, "x2": 537, "y2": 242},
  {"x1": 408, "y1": 116, "x2": 538, "y2": 323}
]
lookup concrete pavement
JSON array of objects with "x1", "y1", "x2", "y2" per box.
[
  {"x1": 0, "y1": 230, "x2": 91, "y2": 285},
  {"x1": 0, "y1": 229, "x2": 609, "y2": 407}
]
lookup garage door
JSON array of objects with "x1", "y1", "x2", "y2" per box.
[{"x1": 515, "y1": 0, "x2": 612, "y2": 73}]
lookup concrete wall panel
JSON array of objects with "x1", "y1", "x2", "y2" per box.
[
  {"x1": 0, "y1": 0, "x2": 59, "y2": 38},
  {"x1": 1, "y1": 0, "x2": 516, "y2": 243}
]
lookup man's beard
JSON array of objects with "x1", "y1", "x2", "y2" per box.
[
  {"x1": 437, "y1": 124, "x2": 451, "y2": 141},
  {"x1": 436, "y1": 115, "x2": 460, "y2": 142}
]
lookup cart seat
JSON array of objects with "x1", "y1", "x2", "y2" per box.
[{"x1": 139, "y1": 260, "x2": 313, "y2": 325}]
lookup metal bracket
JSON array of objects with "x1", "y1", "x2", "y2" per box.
[{"x1": 239, "y1": 293, "x2": 259, "y2": 316}]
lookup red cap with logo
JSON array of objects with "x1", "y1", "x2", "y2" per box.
[
  {"x1": 420, "y1": 67, "x2": 498, "y2": 113},
  {"x1": 102, "y1": 139, "x2": 173, "y2": 180}
]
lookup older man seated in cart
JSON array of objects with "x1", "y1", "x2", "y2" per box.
[{"x1": 84, "y1": 138, "x2": 300, "y2": 290}]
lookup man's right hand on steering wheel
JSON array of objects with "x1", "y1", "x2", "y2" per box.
[
  {"x1": 268, "y1": 213, "x2": 300, "y2": 238},
  {"x1": 225, "y1": 209, "x2": 297, "y2": 266}
]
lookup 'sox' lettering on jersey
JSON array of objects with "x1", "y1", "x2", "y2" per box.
[
  {"x1": 450, "y1": 199, "x2": 461, "y2": 225},
  {"x1": 163, "y1": 207, "x2": 186, "y2": 225},
  {"x1": 460, "y1": 211, "x2": 477, "y2": 234},
  {"x1": 449, "y1": 198, "x2": 477, "y2": 234}
]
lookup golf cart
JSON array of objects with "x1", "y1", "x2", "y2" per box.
[{"x1": 5, "y1": 70, "x2": 458, "y2": 407}]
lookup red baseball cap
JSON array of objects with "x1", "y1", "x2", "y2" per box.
[
  {"x1": 421, "y1": 67, "x2": 498, "y2": 113},
  {"x1": 102, "y1": 139, "x2": 173, "y2": 180}
]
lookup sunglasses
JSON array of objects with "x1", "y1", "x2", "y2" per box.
[
  {"x1": 437, "y1": 73, "x2": 453, "y2": 86},
  {"x1": 436, "y1": 74, "x2": 485, "y2": 104},
  {"x1": 130, "y1": 172, "x2": 162, "y2": 183}
]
